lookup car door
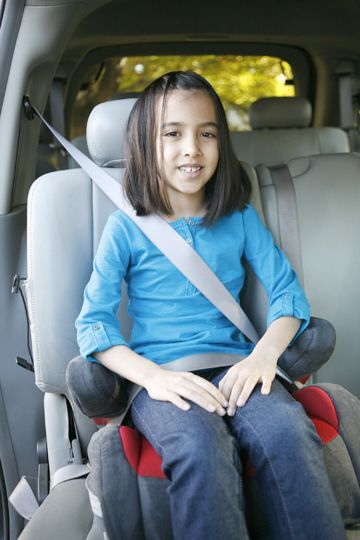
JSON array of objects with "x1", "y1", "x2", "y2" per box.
[{"x1": 0, "y1": 2, "x2": 46, "y2": 538}]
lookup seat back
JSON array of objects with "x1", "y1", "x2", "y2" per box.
[
  {"x1": 230, "y1": 97, "x2": 350, "y2": 166},
  {"x1": 26, "y1": 100, "x2": 137, "y2": 476},
  {"x1": 257, "y1": 153, "x2": 360, "y2": 396},
  {"x1": 28, "y1": 98, "x2": 138, "y2": 386}
]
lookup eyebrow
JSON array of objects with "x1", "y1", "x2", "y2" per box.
[{"x1": 162, "y1": 121, "x2": 218, "y2": 128}]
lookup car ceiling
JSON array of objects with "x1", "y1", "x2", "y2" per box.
[{"x1": 63, "y1": 0, "x2": 360, "y2": 61}]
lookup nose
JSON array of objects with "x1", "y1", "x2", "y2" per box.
[{"x1": 182, "y1": 133, "x2": 202, "y2": 157}]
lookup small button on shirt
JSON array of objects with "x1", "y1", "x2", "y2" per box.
[{"x1": 75, "y1": 204, "x2": 310, "y2": 365}]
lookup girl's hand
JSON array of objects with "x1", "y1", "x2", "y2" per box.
[
  {"x1": 218, "y1": 352, "x2": 278, "y2": 415},
  {"x1": 143, "y1": 368, "x2": 229, "y2": 416}
]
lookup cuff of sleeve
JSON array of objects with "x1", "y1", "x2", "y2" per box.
[
  {"x1": 267, "y1": 293, "x2": 311, "y2": 343},
  {"x1": 79, "y1": 322, "x2": 128, "y2": 362}
]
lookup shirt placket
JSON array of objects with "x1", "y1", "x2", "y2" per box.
[{"x1": 178, "y1": 220, "x2": 198, "y2": 296}]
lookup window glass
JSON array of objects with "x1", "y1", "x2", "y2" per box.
[
  {"x1": 0, "y1": 0, "x2": 5, "y2": 27},
  {"x1": 70, "y1": 55, "x2": 295, "y2": 138}
]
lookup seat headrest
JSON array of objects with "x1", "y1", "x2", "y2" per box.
[
  {"x1": 249, "y1": 97, "x2": 312, "y2": 129},
  {"x1": 86, "y1": 98, "x2": 137, "y2": 167}
]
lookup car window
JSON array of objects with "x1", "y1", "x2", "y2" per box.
[
  {"x1": 70, "y1": 55, "x2": 295, "y2": 139},
  {"x1": 0, "y1": 0, "x2": 4, "y2": 27}
]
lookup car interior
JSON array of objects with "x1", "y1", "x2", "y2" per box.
[{"x1": 0, "y1": 0, "x2": 360, "y2": 539}]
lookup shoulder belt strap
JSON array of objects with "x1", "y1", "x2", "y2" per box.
[{"x1": 268, "y1": 164, "x2": 304, "y2": 286}]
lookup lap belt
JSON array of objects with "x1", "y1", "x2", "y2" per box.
[
  {"x1": 108, "y1": 353, "x2": 246, "y2": 426},
  {"x1": 24, "y1": 96, "x2": 291, "y2": 384},
  {"x1": 9, "y1": 464, "x2": 91, "y2": 519}
]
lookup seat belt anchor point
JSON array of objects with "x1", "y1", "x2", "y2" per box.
[
  {"x1": 22, "y1": 95, "x2": 37, "y2": 121},
  {"x1": 11, "y1": 274, "x2": 20, "y2": 294},
  {"x1": 16, "y1": 356, "x2": 34, "y2": 373},
  {"x1": 11, "y1": 273, "x2": 26, "y2": 294}
]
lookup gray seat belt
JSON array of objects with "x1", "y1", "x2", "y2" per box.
[
  {"x1": 268, "y1": 164, "x2": 304, "y2": 286},
  {"x1": 9, "y1": 464, "x2": 91, "y2": 519},
  {"x1": 334, "y1": 61, "x2": 359, "y2": 152},
  {"x1": 48, "y1": 79, "x2": 68, "y2": 170},
  {"x1": 335, "y1": 60, "x2": 355, "y2": 130},
  {"x1": 27, "y1": 98, "x2": 291, "y2": 384}
]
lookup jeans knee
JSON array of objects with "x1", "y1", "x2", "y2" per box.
[
  {"x1": 162, "y1": 417, "x2": 237, "y2": 472},
  {"x1": 256, "y1": 401, "x2": 321, "y2": 457}
]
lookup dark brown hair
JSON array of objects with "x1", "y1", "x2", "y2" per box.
[{"x1": 123, "y1": 71, "x2": 251, "y2": 226}]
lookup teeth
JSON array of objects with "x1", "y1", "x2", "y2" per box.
[{"x1": 179, "y1": 166, "x2": 201, "y2": 172}]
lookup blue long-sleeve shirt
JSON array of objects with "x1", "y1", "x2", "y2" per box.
[{"x1": 75, "y1": 204, "x2": 310, "y2": 365}]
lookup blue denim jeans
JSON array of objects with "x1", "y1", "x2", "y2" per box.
[{"x1": 130, "y1": 367, "x2": 346, "y2": 540}]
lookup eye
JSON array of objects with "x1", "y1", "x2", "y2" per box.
[
  {"x1": 201, "y1": 131, "x2": 217, "y2": 139},
  {"x1": 164, "y1": 131, "x2": 180, "y2": 137}
]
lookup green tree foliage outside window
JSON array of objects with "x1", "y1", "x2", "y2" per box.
[{"x1": 71, "y1": 55, "x2": 294, "y2": 138}]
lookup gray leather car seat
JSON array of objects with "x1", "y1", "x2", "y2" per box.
[
  {"x1": 18, "y1": 100, "x2": 135, "y2": 540},
  {"x1": 257, "y1": 153, "x2": 360, "y2": 397},
  {"x1": 18, "y1": 97, "x2": 359, "y2": 538},
  {"x1": 230, "y1": 97, "x2": 350, "y2": 166},
  {"x1": 19, "y1": 97, "x2": 263, "y2": 539},
  {"x1": 67, "y1": 93, "x2": 141, "y2": 169}
]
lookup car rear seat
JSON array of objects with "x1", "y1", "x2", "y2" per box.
[
  {"x1": 67, "y1": 93, "x2": 141, "y2": 169},
  {"x1": 18, "y1": 98, "x2": 359, "y2": 538},
  {"x1": 257, "y1": 154, "x2": 360, "y2": 397},
  {"x1": 17, "y1": 98, "x2": 263, "y2": 540},
  {"x1": 230, "y1": 97, "x2": 350, "y2": 166}
]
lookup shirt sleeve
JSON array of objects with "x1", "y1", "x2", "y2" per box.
[
  {"x1": 75, "y1": 213, "x2": 130, "y2": 361},
  {"x1": 242, "y1": 204, "x2": 310, "y2": 338}
]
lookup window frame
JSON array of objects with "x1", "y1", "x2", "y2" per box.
[{"x1": 64, "y1": 43, "x2": 313, "y2": 136}]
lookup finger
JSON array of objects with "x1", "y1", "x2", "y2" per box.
[
  {"x1": 167, "y1": 392, "x2": 191, "y2": 411},
  {"x1": 218, "y1": 377, "x2": 230, "y2": 400},
  {"x1": 178, "y1": 374, "x2": 229, "y2": 416},
  {"x1": 261, "y1": 373, "x2": 274, "y2": 395},
  {"x1": 236, "y1": 376, "x2": 259, "y2": 408},
  {"x1": 227, "y1": 377, "x2": 246, "y2": 415},
  {"x1": 175, "y1": 381, "x2": 227, "y2": 415},
  {"x1": 185, "y1": 373, "x2": 229, "y2": 408},
  {"x1": 219, "y1": 371, "x2": 238, "y2": 402}
]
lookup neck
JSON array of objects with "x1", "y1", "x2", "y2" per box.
[{"x1": 165, "y1": 191, "x2": 206, "y2": 222}]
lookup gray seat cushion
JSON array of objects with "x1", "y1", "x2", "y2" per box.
[
  {"x1": 231, "y1": 127, "x2": 350, "y2": 166},
  {"x1": 18, "y1": 479, "x2": 94, "y2": 540},
  {"x1": 230, "y1": 97, "x2": 349, "y2": 166}
]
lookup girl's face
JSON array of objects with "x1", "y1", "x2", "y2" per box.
[{"x1": 156, "y1": 89, "x2": 219, "y2": 215}]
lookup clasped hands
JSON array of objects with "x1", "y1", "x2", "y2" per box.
[{"x1": 145, "y1": 350, "x2": 278, "y2": 416}]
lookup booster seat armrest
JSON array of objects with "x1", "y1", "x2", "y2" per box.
[
  {"x1": 66, "y1": 356, "x2": 131, "y2": 419},
  {"x1": 278, "y1": 317, "x2": 336, "y2": 380}
]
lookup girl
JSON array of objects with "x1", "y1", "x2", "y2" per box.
[{"x1": 76, "y1": 71, "x2": 345, "y2": 539}]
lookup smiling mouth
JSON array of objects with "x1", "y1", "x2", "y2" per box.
[{"x1": 178, "y1": 166, "x2": 203, "y2": 173}]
